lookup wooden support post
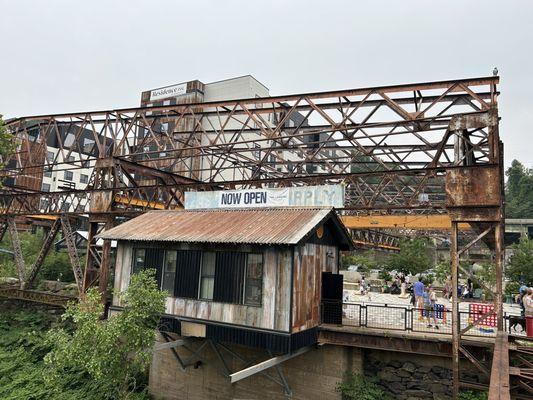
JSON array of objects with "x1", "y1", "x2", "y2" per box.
[
  {"x1": 229, "y1": 346, "x2": 311, "y2": 384},
  {"x1": 7, "y1": 218, "x2": 26, "y2": 288},
  {"x1": 451, "y1": 221, "x2": 460, "y2": 400}
]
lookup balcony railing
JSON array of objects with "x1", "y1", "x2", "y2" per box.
[{"x1": 320, "y1": 300, "x2": 525, "y2": 338}]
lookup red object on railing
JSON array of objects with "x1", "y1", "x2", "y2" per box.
[
  {"x1": 526, "y1": 316, "x2": 533, "y2": 337},
  {"x1": 469, "y1": 303, "x2": 496, "y2": 328}
]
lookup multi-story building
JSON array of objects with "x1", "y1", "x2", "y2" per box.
[{"x1": 14, "y1": 75, "x2": 338, "y2": 214}]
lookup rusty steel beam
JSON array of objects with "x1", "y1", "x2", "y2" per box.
[
  {"x1": 60, "y1": 217, "x2": 84, "y2": 293},
  {"x1": 6, "y1": 218, "x2": 26, "y2": 288},
  {"x1": 24, "y1": 217, "x2": 61, "y2": 289},
  {"x1": 342, "y1": 214, "x2": 472, "y2": 230}
]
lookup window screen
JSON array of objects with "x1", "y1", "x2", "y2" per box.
[
  {"x1": 213, "y1": 252, "x2": 246, "y2": 304},
  {"x1": 174, "y1": 250, "x2": 202, "y2": 299}
]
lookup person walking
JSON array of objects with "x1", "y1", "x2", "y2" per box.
[
  {"x1": 428, "y1": 286, "x2": 439, "y2": 329},
  {"x1": 413, "y1": 278, "x2": 425, "y2": 321}
]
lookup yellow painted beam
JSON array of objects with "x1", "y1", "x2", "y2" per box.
[
  {"x1": 113, "y1": 194, "x2": 182, "y2": 210},
  {"x1": 341, "y1": 215, "x2": 471, "y2": 230},
  {"x1": 27, "y1": 215, "x2": 59, "y2": 221},
  {"x1": 352, "y1": 239, "x2": 400, "y2": 251}
]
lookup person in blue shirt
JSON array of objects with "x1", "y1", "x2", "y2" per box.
[{"x1": 413, "y1": 278, "x2": 425, "y2": 320}]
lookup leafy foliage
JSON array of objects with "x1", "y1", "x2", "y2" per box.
[
  {"x1": 0, "y1": 116, "x2": 15, "y2": 179},
  {"x1": 505, "y1": 281, "x2": 520, "y2": 296},
  {"x1": 506, "y1": 237, "x2": 533, "y2": 286},
  {"x1": 0, "y1": 230, "x2": 74, "y2": 283},
  {"x1": 0, "y1": 306, "x2": 103, "y2": 400},
  {"x1": 433, "y1": 260, "x2": 450, "y2": 284},
  {"x1": 337, "y1": 372, "x2": 390, "y2": 400},
  {"x1": 459, "y1": 390, "x2": 488, "y2": 400},
  {"x1": 385, "y1": 238, "x2": 433, "y2": 275},
  {"x1": 342, "y1": 250, "x2": 378, "y2": 272},
  {"x1": 506, "y1": 159, "x2": 533, "y2": 218},
  {"x1": 475, "y1": 262, "x2": 496, "y2": 290},
  {"x1": 45, "y1": 269, "x2": 166, "y2": 399}
]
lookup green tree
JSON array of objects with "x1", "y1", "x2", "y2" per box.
[
  {"x1": 386, "y1": 238, "x2": 433, "y2": 275},
  {"x1": 505, "y1": 160, "x2": 533, "y2": 218},
  {"x1": 342, "y1": 250, "x2": 378, "y2": 272},
  {"x1": 506, "y1": 237, "x2": 533, "y2": 286},
  {"x1": 0, "y1": 115, "x2": 15, "y2": 173},
  {"x1": 0, "y1": 230, "x2": 74, "y2": 283},
  {"x1": 475, "y1": 262, "x2": 496, "y2": 290},
  {"x1": 45, "y1": 269, "x2": 166, "y2": 399}
]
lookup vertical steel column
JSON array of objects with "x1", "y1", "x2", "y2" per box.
[
  {"x1": 495, "y1": 221, "x2": 505, "y2": 331},
  {"x1": 98, "y1": 218, "x2": 114, "y2": 300},
  {"x1": 7, "y1": 218, "x2": 26, "y2": 288},
  {"x1": 451, "y1": 221, "x2": 460, "y2": 399},
  {"x1": 24, "y1": 218, "x2": 62, "y2": 289},
  {"x1": 83, "y1": 221, "x2": 99, "y2": 291}
]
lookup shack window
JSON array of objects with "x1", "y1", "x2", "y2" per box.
[
  {"x1": 244, "y1": 253, "x2": 263, "y2": 306},
  {"x1": 200, "y1": 252, "x2": 215, "y2": 300},
  {"x1": 132, "y1": 249, "x2": 146, "y2": 274},
  {"x1": 161, "y1": 250, "x2": 177, "y2": 293}
]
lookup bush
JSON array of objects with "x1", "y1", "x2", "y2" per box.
[
  {"x1": 337, "y1": 372, "x2": 390, "y2": 400},
  {"x1": 459, "y1": 390, "x2": 488, "y2": 400},
  {"x1": 505, "y1": 281, "x2": 520, "y2": 296}
]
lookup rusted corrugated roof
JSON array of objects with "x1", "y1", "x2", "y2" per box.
[{"x1": 97, "y1": 207, "x2": 350, "y2": 246}]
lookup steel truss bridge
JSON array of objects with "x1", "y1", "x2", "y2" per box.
[{"x1": 0, "y1": 75, "x2": 517, "y2": 398}]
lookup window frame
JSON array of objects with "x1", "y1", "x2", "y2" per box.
[
  {"x1": 243, "y1": 253, "x2": 264, "y2": 307},
  {"x1": 64, "y1": 170, "x2": 73, "y2": 181},
  {"x1": 199, "y1": 251, "x2": 216, "y2": 301},
  {"x1": 161, "y1": 250, "x2": 177, "y2": 293}
]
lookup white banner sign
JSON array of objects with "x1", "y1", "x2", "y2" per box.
[
  {"x1": 184, "y1": 185, "x2": 344, "y2": 210},
  {"x1": 150, "y1": 83, "x2": 187, "y2": 101}
]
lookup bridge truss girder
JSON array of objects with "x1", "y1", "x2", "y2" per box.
[{"x1": 0, "y1": 75, "x2": 505, "y2": 398}]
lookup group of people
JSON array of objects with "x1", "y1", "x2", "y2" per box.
[{"x1": 412, "y1": 279, "x2": 439, "y2": 329}]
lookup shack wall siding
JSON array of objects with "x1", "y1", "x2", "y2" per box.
[
  {"x1": 291, "y1": 242, "x2": 337, "y2": 333},
  {"x1": 111, "y1": 242, "x2": 292, "y2": 332}
]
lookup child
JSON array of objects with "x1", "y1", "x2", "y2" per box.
[
  {"x1": 429, "y1": 286, "x2": 439, "y2": 329},
  {"x1": 423, "y1": 287, "x2": 438, "y2": 328}
]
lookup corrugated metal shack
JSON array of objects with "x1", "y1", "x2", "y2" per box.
[{"x1": 99, "y1": 207, "x2": 352, "y2": 353}]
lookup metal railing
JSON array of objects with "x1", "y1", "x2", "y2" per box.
[{"x1": 321, "y1": 300, "x2": 526, "y2": 338}]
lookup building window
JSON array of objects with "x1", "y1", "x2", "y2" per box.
[
  {"x1": 67, "y1": 155, "x2": 75, "y2": 163},
  {"x1": 161, "y1": 250, "x2": 177, "y2": 293},
  {"x1": 42, "y1": 183, "x2": 51, "y2": 192},
  {"x1": 244, "y1": 253, "x2": 263, "y2": 306},
  {"x1": 80, "y1": 174, "x2": 88, "y2": 184},
  {"x1": 253, "y1": 144, "x2": 261, "y2": 159},
  {"x1": 199, "y1": 252, "x2": 215, "y2": 300},
  {"x1": 132, "y1": 249, "x2": 146, "y2": 274},
  {"x1": 44, "y1": 166, "x2": 52, "y2": 178},
  {"x1": 61, "y1": 202, "x2": 71, "y2": 212},
  {"x1": 64, "y1": 171, "x2": 73, "y2": 181},
  {"x1": 47, "y1": 151, "x2": 55, "y2": 162}
]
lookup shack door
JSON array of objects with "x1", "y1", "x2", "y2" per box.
[{"x1": 321, "y1": 272, "x2": 343, "y2": 324}]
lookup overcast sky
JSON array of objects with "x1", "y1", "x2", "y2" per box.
[{"x1": 1, "y1": 0, "x2": 531, "y2": 168}]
